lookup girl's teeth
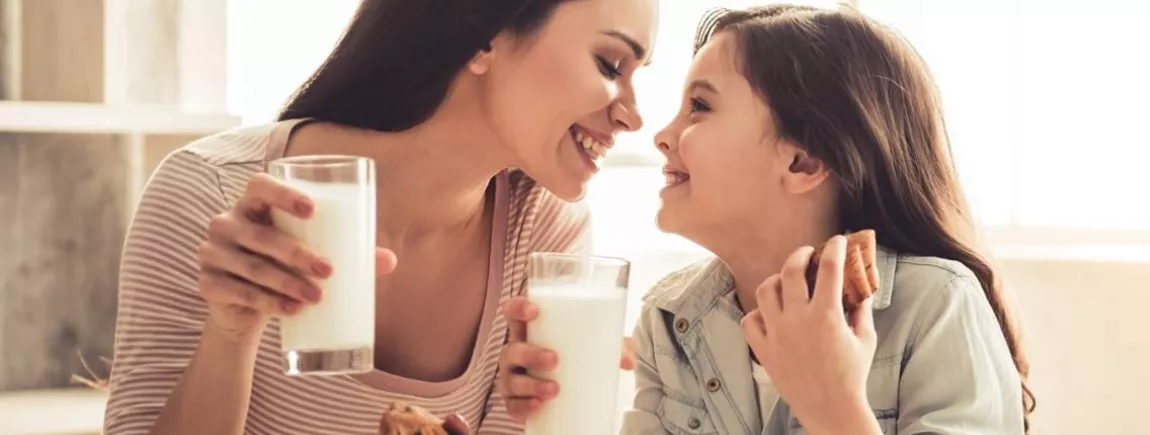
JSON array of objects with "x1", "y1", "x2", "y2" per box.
[{"x1": 665, "y1": 172, "x2": 688, "y2": 185}]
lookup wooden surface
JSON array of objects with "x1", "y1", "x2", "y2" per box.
[
  {"x1": 0, "y1": 133, "x2": 127, "y2": 390},
  {"x1": 105, "y1": 0, "x2": 179, "y2": 105},
  {"x1": 21, "y1": 0, "x2": 103, "y2": 102},
  {"x1": 0, "y1": 0, "x2": 230, "y2": 397},
  {"x1": 0, "y1": 0, "x2": 19, "y2": 100}
]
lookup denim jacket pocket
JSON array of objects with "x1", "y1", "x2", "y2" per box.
[{"x1": 658, "y1": 394, "x2": 718, "y2": 435}]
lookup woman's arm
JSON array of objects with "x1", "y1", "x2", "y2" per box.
[
  {"x1": 895, "y1": 275, "x2": 1025, "y2": 434},
  {"x1": 103, "y1": 151, "x2": 259, "y2": 435},
  {"x1": 148, "y1": 323, "x2": 261, "y2": 435}
]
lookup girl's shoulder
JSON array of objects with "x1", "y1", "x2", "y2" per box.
[{"x1": 883, "y1": 251, "x2": 984, "y2": 314}]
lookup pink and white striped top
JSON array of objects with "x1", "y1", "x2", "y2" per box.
[{"x1": 103, "y1": 120, "x2": 592, "y2": 435}]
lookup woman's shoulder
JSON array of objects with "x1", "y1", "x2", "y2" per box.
[
  {"x1": 178, "y1": 122, "x2": 282, "y2": 167},
  {"x1": 144, "y1": 121, "x2": 288, "y2": 211}
]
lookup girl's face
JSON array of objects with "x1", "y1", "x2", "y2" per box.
[
  {"x1": 481, "y1": 0, "x2": 658, "y2": 201},
  {"x1": 654, "y1": 31, "x2": 831, "y2": 244}
]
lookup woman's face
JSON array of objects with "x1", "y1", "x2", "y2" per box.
[
  {"x1": 480, "y1": 0, "x2": 658, "y2": 201},
  {"x1": 653, "y1": 31, "x2": 797, "y2": 241}
]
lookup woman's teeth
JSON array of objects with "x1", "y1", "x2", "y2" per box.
[{"x1": 573, "y1": 129, "x2": 608, "y2": 160}]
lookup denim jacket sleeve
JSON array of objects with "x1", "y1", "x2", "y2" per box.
[
  {"x1": 620, "y1": 305, "x2": 672, "y2": 435},
  {"x1": 896, "y1": 274, "x2": 1025, "y2": 434}
]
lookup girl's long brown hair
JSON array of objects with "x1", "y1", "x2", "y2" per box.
[{"x1": 701, "y1": 4, "x2": 1035, "y2": 431}]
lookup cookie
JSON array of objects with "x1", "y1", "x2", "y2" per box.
[
  {"x1": 378, "y1": 402, "x2": 457, "y2": 435},
  {"x1": 805, "y1": 229, "x2": 879, "y2": 312}
]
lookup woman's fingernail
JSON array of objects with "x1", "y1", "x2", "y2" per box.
[
  {"x1": 303, "y1": 285, "x2": 322, "y2": 302},
  {"x1": 312, "y1": 258, "x2": 332, "y2": 277}
]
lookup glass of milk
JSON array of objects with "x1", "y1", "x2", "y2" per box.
[
  {"x1": 269, "y1": 155, "x2": 376, "y2": 376},
  {"x1": 525, "y1": 253, "x2": 630, "y2": 435}
]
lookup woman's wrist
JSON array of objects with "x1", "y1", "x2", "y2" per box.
[{"x1": 202, "y1": 320, "x2": 265, "y2": 360}]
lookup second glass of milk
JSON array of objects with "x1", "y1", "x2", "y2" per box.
[
  {"x1": 525, "y1": 253, "x2": 630, "y2": 435},
  {"x1": 269, "y1": 155, "x2": 376, "y2": 376}
]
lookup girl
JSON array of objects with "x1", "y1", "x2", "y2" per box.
[
  {"x1": 504, "y1": 4, "x2": 1033, "y2": 435},
  {"x1": 103, "y1": 0, "x2": 656, "y2": 434}
]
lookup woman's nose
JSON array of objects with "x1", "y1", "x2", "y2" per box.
[{"x1": 609, "y1": 100, "x2": 643, "y2": 132}]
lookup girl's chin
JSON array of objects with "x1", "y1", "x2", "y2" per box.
[{"x1": 655, "y1": 208, "x2": 683, "y2": 234}]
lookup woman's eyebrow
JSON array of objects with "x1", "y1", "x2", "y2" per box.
[{"x1": 602, "y1": 30, "x2": 650, "y2": 64}]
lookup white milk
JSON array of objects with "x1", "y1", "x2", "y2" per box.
[
  {"x1": 271, "y1": 180, "x2": 376, "y2": 353},
  {"x1": 526, "y1": 284, "x2": 628, "y2": 435}
]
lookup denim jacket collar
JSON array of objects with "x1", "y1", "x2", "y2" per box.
[{"x1": 643, "y1": 246, "x2": 899, "y2": 323}]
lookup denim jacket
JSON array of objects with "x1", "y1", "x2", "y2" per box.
[{"x1": 621, "y1": 247, "x2": 1024, "y2": 435}]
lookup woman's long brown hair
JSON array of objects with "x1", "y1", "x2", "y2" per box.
[{"x1": 702, "y1": 4, "x2": 1035, "y2": 431}]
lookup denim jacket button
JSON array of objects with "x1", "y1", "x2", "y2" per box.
[
  {"x1": 706, "y1": 378, "x2": 722, "y2": 392},
  {"x1": 675, "y1": 318, "x2": 689, "y2": 333},
  {"x1": 688, "y1": 417, "x2": 702, "y2": 429}
]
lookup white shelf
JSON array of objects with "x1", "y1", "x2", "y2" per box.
[
  {"x1": 0, "y1": 101, "x2": 240, "y2": 135},
  {"x1": 982, "y1": 226, "x2": 1150, "y2": 264},
  {"x1": 981, "y1": 226, "x2": 1150, "y2": 247},
  {"x1": 0, "y1": 388, "x2": 106, "y2": 435}
]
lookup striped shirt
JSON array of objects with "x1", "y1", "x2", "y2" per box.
[{"x1": 103, "y1": 120, "x2": 592, "y2": 435}]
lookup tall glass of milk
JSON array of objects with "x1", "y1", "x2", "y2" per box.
[
  {"x1": 269, "y1": 155, "x2": 376, "y2": 376},
  {"x1": 525, "y1": 253, "x2": 630, "y2": 435}
]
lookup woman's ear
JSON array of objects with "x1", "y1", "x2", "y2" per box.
[
  {"x1": 467, "y1": 44, "x2": 494, "y2": 75},
  {"x1": 782, "y1": 146, "x2": 832, "y2": 194},
  {"x1": 470, "y1": 31, "x2": 514, "y2": 75}
]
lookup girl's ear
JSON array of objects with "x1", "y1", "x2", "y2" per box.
[{"x1": 781, "y1": 144, "x2": 832, "y2": 194}]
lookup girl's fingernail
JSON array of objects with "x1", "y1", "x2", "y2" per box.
[
  {"x1": 295, "y1": 199, "x2": 314, "y2": 215},
  {"x1": 540, "y1": 351, "x2": 557, "y2": 365},
  {"x1": 543, "y1": 382, "x2": 559, "y2": 396},
  {"x1": 282, "y1": 300, "x2": 301, "y2": 313}
]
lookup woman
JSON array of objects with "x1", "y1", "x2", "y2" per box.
[
  {"x1": 503, "y1": 4, "x2": 1034, "y2": 434},
  {"x1": 102, "y1": 0, "x2": 656, "y2": 434}
]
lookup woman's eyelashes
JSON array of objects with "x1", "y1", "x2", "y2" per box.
[{"x1": 596, "y1": 56, "x2": 622, "y2": 79}]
